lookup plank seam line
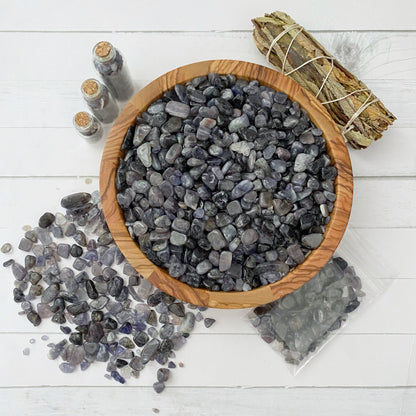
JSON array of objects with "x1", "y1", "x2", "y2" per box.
[
  {"x1": 0, "y1": 385, "x2": 414, "y2": 389},
  {"x1": 0, "y1": 29, "x2": 415, "y2": 34}
]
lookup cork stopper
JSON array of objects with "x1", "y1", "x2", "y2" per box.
[
  {"x1": 82, "y1": 79, "x2": 99, "y2": 96},
  {"x1": 95, "y1": 41, "x2": 111, "y2": 58},
  {"x1": 74, "y1": 112, "x2": 91, "y2": 128}
]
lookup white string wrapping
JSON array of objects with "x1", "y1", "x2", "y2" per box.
[{"x1": 266, "y1": 25, "x2": 378, "y2": 140}]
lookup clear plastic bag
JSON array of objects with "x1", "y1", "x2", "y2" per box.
[{"x1": 248, "y1": 228, "x2": 396, "y2": 374}]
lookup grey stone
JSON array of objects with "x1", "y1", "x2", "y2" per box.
[
  {"x1": 165, "y1": 143, "x2": 182, "y2": 164},
  {"x1": 168, "y1": 302, "x2": 185, "y2": 317},
  {"x1": 273, "y1": 199, "x2": 293, "y2": 216},
  {"x1": 12, "y1": 262, "x2": 26, "y2": 280},
  {"x1": 259, "y1": 192, "x2": 273, "y2": 208},
  {"x1": 196, "y1": 260, "x2": 212, "y2": 275},
  {"x1": 153, "y1": 382, "x2": 165, "y2": 394},
  {"x1": 133, "y1": 124, "x2": 152, "y2": 146},
  {"x1": 221, "y1": 224, "x2": 237, "y2": 242},
  {"x1": 219, "y1": 251, "x2": 232, "y2": 272},
  {"x1": 204, "y1": 318, "x2": 216, "y2": 328},
  {"x1": 231, "y1": 180, "x2": 254, "y2": 199},
  {"x1": 283, "y1": 115, "x2": 299, "y2": 129},
  {"x1": 287, "y1": 244, "x2": 306, "y2": 264},
  {"x1": 38, "y1": 212, "x2": 55, "y2": 228},
  {"x1": 179, "y1": 312, "x2": 195, "y2": 334},
  {"x1": 18, "y1": 238, "x2": 33, "y2": 252},
  {"x1": 241, "y1": 229, "x2": 259, "y2": 246},
  {"x1": 133, "y1": 221, "x2": 148, "y2": 236},
  {"x1": 320, "y1": 204, "x2": 330, "y2": 217},
  {"x1": 228, "y1": 113, "x2": 250, "y2": 133},
  {"x1": 172, "y1": 218, "x2": 190, "y2": 234},
  {"x1": 59, "y1": 363, "x2": 75, "y2": 373},
  {"x1": 301, "y1": 233, "x2": 324, "y2": 249},
  {"x1": 230, "y1": 141, "x2": 251, "y2": 156},
  {"x1": 207, "y1": 230, "x2": 227, "y2": 250},
  {"x1": 226, "y1": 200, "x2": 243, "y2": 216},
  {"x1": 170, "y1": 231, "x2": 187, "y2": 246},
  {"x1": 184, "y1": 189, "x2": 199, "y2": 210},
  {"x1": 157, "y1": 368, "x2": 170, "y2": 382},
  {"x1": 270, "y1": 159, "x2": 287, "y2": 173},
  {"x1": 141, "y1": 339, "x2": 160, "y2": 364},
  {"x1": 56, "y1": 243, "x2": 70, "y2": 259},
  {"x1": 165, "y1": 101, "x2": 190, "y2": 118},
  {"x1": 148, "y1": 186, "x2": 164, "y2": 207},
  {"x1": 61, "y1": 192, "x2": 91, "y2": 209},
  {"x1": 1, "y1": 243, "x2": 12, "y2": 254},
  {"x1": 137, "y1": 142, "x2": 152, "y2": 167},
  {"x1": 294, "y1": 154, "x2": 315, "y2": 172}
]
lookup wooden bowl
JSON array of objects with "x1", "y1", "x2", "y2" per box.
[{"x1": 100, "y1": 60, "x2": 353, "y2": 309}]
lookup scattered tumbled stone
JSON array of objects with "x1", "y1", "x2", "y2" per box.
[
  {"x1": 168, "y1": 302, "x2": 185, "y2": 317},
  {"x1": 3, "y1": 259, "x2": 14, "y2": 267},
  {"x1": 179, "y1": 312, "x2": 195, "y2": 335},
  {"x1": 157, "y1": 368, "x2": 170, "y2": 382},
  {"x1": 12, "y1": 262, "x2": 26, "y2": 280},
  {"x1": 97, "y1": 232, "x2": 114, "y2": 246},
  {"x1": 25, "y1": 230, "x2": 38, "y2": 242},
  {"x1": 38, "y1": 212, "x2": 55, "y2": 229},
  {"x1": 204, "y1": 318, "x2": 215, "y2": 328},
  {"x1": 70, "y1": 244, "x2": 83, "y2": 258},
  {"x1": 1, "y1": 243, "x2": 12, "y2": 253},
  {"x1": 4, "y1": 188, "x2": 218, "y2": 392},
  {"x1": 27, "y1": 311, "x2": 41, "y2": 327},
  {"x1": 23, "y1": 347, "x2": 30, "y2": 356},
  {"x1": 61, "y1": 193, "x2": 91, "y2": 210},
  {"x1": 141, "y1": 339, "x2": 160, "y2": 364},
  {"x1": 153, "y1": 381, "x2": 165, "y2": 394},
  {"x1": 59, "y1": 362, "x2": 76, "y2": 373},
  {"x1": 18, "y1": 238, "x2": 33, "y2": 252}
]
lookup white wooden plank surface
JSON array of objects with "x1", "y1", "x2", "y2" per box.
[
  {"x1": 1, "y1": 0, "x2": 415, "y2": 31},
  {"x1": 1, "y1": 1, "x2": 415, "y2": 414},
  {"x1": 0, "y1": 387, "x2": 414, "y2": 416},
  {"x1": 2, "y1": 32, "x2": 416, "y2": 81}
]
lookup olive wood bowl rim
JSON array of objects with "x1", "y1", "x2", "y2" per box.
[{"x1": 99, "y1": 59, "x2": 353, "y2": 309}]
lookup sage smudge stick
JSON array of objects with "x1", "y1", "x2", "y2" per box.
[{"x1": 252, "y1": 11, "x2": 396, "y2": 149}]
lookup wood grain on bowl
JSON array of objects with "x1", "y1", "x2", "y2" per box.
[{"x1": 100, "y1": 60, "x2": 353, "y2": 309}]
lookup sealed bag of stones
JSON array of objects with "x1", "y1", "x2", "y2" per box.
[{"x1": 248, "y1": 229, "x2": 394, "y2": 373}]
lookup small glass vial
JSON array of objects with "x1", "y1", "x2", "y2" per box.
[
  {"x1": 81, "y1": 78, "x2": 119, "y2": 124},
  {"x1": 73, "y1": 111, "x2": 103, "y2": 143},
  {"x1": 93, "y1": 41, "x2": 135, "y2": 102}
]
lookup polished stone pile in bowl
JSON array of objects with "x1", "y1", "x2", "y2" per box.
[{"x1": 116, "y1": 73, "x2": 337, "y2": 292}]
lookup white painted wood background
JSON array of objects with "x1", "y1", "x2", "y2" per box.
[{"x1": 0, "y1": 1, "x2": 415, "y2": 414}]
